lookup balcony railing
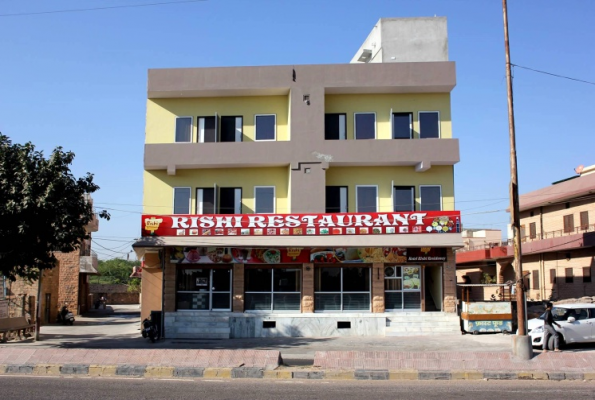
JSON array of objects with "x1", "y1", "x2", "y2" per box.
[{"x1": 456, "y1": 223, "x2": 595, "y2": 254}]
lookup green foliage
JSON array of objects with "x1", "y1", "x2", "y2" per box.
[
  {"x1": 480, "y1": 272, "x2": 497, "y2": 284},
  {"x1": 90, "y1": 259, "x2": 140, "y2": 285},
  {"x1": 127, "y1": 278, "x2": 141, "y2": 293},
  {"x1": 0, "y1": 133, "x2": 110, "y2": 281}
]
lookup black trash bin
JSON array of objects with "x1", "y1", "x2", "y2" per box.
[{"x1": 150, "y1": 311, "x2": 163, "y2": 339}]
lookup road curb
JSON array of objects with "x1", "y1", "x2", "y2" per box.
[{"x1": 1, "y1": 365, "x2": 595, "y2": 381}]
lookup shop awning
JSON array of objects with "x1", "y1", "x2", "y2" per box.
[{"x1": 132, "y1": 233, "x2": 463, "y2": 259}]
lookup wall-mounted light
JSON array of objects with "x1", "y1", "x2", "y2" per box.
[
  {"x1": 565, "y1": 252, "x2": 571, "y2": 261},
  {"x1": 303, "y1": 95, "x2": 310, "y2": 106}
]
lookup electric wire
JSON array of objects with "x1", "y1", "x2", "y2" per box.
[
  {"x1": 512, "y1": 64, "x2": 595, "y2": 86},
  {"x1": 0, "y1": 0, "x2": 207, "y2": 17}
]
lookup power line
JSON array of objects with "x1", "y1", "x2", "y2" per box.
[
  {"x1": 512, "y1": 63, "x2": 595, "y2": 86},
  {"x1": 0, "y1": 0, "x2": 207, "y2": 17}
]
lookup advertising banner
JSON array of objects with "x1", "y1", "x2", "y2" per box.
[{"x1": 142, "y1": 211, "x2": 461, "y2": 237}]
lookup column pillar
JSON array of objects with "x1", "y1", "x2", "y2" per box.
[
  {"x1": 443, "y1": 248, "x2": 457, "y2": 313},
  {"x1": 232, "y1": 264, "x2": 244, "y2": 312},
  {"x1": 163, "y1": 262, "x2": 176, "y2": 312},
  {"x1": 302, "y1": 263, "x2": 314, "y2": 313},
  {"x1": 371, "y1": 263, "x2": 385, "y2": 313}
]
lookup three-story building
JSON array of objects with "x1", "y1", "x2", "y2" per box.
[{"x1": 134, "y1": 17, "x2": 463, "y2": 338}]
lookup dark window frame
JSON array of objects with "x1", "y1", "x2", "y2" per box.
[
  {"x1": 254, "y1": 186, "x2": 275, "y2": 214},
  {"x1": 418, "y1": 111, "x2": 440, "y2": 139},
  {"x1": 173, "y1": 187, "x2": 191, "y2": 214},
  {"x1": 393, "y1": 186, "x2": 415, "y2": 212},
  {"x1": 219, "y1": 187, "x2": 242, "y2": 214},
  {"x1": 326, "y1": 186, "x2": 348, "y2": 213},
  {"x1": 529, "y1": 222, "x2": 537, "y2": 239},
  {"x1": 392, "y1": 112, "x2": 413, "y2": 139},
  {"x1": 532, "y1": 270, "x2": 539, "y2": 290},
  {"x1": 583, "y1": 267, "x2": 592, "y2": 283},
  {"x1": 324, "y1": 113, "x2": 346, "y2": 140},
  {"x1": 175, "y1": 116, "x2": 193, "y2": 143},
  {"x1": 220, "y1": 116, "x2": 243, "y2": 143},
  {"x1": 254, "y1": 114, "x2": 276, "y2": 141},
  {"x1": 580, "y1": 211, "x2": 589, "y2": 230},
  {"x1": 419, "y1": 185, "x2": 442, "y2": 211},
  {"x1": 196, "y1": 187, "x2": 215, "y2": 214},
  {"x1": 356, "y1": 185, "x2": 378, "y2": 213},
  {"x1": 565, "y1": 267, "x2": 573, "y2": 283},
  {"x1": 563, "y1": 214, "x2": 574, "y2": 233},
  {"x1": 354, "y1": 112, "x2": 376, "y2": 140},
  {"x1": 197, "y1": 115, "x2": 218, "y2": 143}
]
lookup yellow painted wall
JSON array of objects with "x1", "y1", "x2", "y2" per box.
[
  {"x1": 325, "y1": 94, "x2": 452, "y2": 140},
  {"x1": 325, "y1": 166, "x2": 455, "y2": 212},
  {"x1": 141, "y1": 254, "x2": 163, "y2": 321},
  {"x1": 146, "y1": 96, "x2": 289, "y2": 143},
  {"x1": 143, "y1": 167, "x2": 290, "y2": 214}
]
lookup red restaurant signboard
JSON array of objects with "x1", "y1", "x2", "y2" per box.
[{"x1": 142, "y1": 211, "x2": 461, "y2": 237}]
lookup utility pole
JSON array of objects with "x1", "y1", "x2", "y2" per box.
[{"x1": 502, "y1": 0, "x2": 531, "y2": 359}]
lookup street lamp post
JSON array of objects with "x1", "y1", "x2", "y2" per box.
[{"x1": 502, "y1": 0, "x2": 532, "y2": 359}]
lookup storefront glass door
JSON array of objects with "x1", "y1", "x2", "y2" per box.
[
  {"x1": 177, "y1": 268, "x2": 232, "y2": 311},
  {"x1": 384, "y1": 265, "x2": 421, "y2": 311}
]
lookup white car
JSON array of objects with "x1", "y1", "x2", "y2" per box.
[{"x1": 528, "y1": 303, "x2": 595, "y2": 348}]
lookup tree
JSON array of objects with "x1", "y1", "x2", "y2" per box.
[
  {"x1": 0, "y1": 133, "x2": 109, "y2": 281},
  {"x1": 90, "y1": 259, "x2": 140, "y2": 285}
]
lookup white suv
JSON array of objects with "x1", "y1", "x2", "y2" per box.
[{"x1": 528, "y1": 303, "x2": 595, "y2": 348}]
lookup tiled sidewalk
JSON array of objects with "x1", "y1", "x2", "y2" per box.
[
  {"x1": 0, "y1": 348, "x2": 281, "y2": 369},
  {"x1": 313, "y1": 350, "x2": 595, "y2": 372}
]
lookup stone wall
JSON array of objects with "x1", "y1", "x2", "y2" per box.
[
  {"x1": 88, "y1": 284, "x2": 139, "y2": 305},
  {"x1": 443, "y1": 248, "x2": 458, "y2": 313}
]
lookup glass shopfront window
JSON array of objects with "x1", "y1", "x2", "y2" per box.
[
  {"x1": 245, "y1": 268, "x2": 301, "y2": 312},
  {"x1": 314, "y1": 267, "x2": 371, "y2": 312},
  {"x1": 176, "y1": 268, "x2": 232, "y2": 311},
  {"x1": 385, "y1": 265, "x2": 421, "y2": 310}
]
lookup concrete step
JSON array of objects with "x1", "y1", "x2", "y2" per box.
[
  {"x1": 170, "y1": 327, "x2": 231, "y2": 335},
  {"x1": 168, "y1": 332, "x2": 230, "y2": 339},
  {"x1": 387, "y1": 320, "x2": 460, "y2": 328},
  {"x1": 168, "y1": 322, "x2": 230, "y2": 329},
  {"x1": 170, "y1": 316, "x2": 230, "y2": 323},
  {"x1": 386, "y1": 326, "x2": 461, "y2": 333}
]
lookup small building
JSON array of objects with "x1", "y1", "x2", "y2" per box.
[
  {"x1": 133, "y1": 17, "x2": 464, "y2": 338},
  {"x1": 456, "y1": 165, "x2": 595, "y2": 302}
]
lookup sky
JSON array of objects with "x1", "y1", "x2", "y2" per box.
[{"x1": 1, "y1": 0, "x2": 594, "y2": 260}]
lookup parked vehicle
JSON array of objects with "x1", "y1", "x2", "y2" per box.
[
  {"x1": 528, "y1": 303, "x2": 595, "y2": 349},
  {"x1": 57, "y1": 305, "x2": 75, "y2": 325},
  {"x1": 141, "y1": 316, "x2": 160, "y2": 343}
]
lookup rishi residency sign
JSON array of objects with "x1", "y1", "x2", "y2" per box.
[{"x1": 141, "y1": 211, "x2": 461, "y2": 237}]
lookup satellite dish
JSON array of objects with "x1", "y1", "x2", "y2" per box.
[{"x1": 575, "y1": 165, "x2": 584, "y2": 175}]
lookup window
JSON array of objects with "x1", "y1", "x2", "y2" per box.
[
  {"x1": 550, "y1": 269, "x2": 556, "y2": 284},
  {"x1": 520, "y1": 225, "x2": 526, "y2": 240},
  {"x1": 394, "y1": 186, "x2": 415, "y2": 212},
  {"x1": 532, "y1": 270, "x2": 539, "y2": 290},
  {"x1": 565, "y1": 268, "x2": 573, "y2": 283},
  {"x1": 255, "y1": 187, "x2": 275, "y2": 213},
  {"x1": 255, "y1": 115, "x2": 276, "y2": 141},
  {"x1": 392, "y1": 113, "x2": 413, "y2": 139},
  {"x1": 563, "y1": 214, "x2": 574, "y2": 233},
  {"x1": 326, "y1": 186, "x2": 348, "y2": 213},
  {"x1": 173, "y1": 187, "x2": 191, "y2": 214},
  {"x1": 245, "y1": 268, "x2": 301, "y2": 311},
  {"x1": 420, "y1": 185, "x2": 442, "y2": 211},
  {"x1": 314, "y1": 267, "x2": 370, "y2": 311},
  {"x1": 529, "y1": 222, "x2": 536, "y2": 239},
  {"x1": 197, "y1": 188, "x2": 241, "y2": 214},
  {"x1": 356, "y1": 186, "x2": 377, "y2": 212},
  {"x1": 198, "y1": 116, "x2": 217, "y2": 143},
  {"x1": 220, "y1": 116, "x2": 243, "y2": 142},
  {"x1": 583, "y1": 267, "x2": 592, "y2": 283},
  {"x1": 580, "y1": 211, "x2": 589, "y2": 230},
  {"x1": 419, "y1": 111, "x2": 440, "y2": 139},
  {"x1": 354, "y1": 113, "x2": 376, "y2": 140},
  {"x1": 176, "y1": 268, "x2": 232, "y2": 311},
  {"x1": 175, "y1": 117, "x2": 192, "y2": 142},
  {"x1": 384, "y1": 265, "x2": 422, "y2": 310},
  {"x1": 325, "y1": 114, "x2": 346, "y2": 140},
  {"x1": 196, "y1": 188, "x2": 215, "y2": 214},
  {"x1": 219, "y1": 188, "x2": 242, "y2": 214}
]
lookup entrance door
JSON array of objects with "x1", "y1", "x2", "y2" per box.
[
  {"x1": 211, "y1": 269, "x2": 232, "y2": 310},
  {"x1": 424, "y1": 266, "x2": 442, "y2": 311},
  {"x1": 176, "y1": 268, "x2": 232, "y2": 311},
  {"x1": 44, "y1": 293, "x2": 51, "y2": 324}
]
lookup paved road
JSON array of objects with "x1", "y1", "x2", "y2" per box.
[{"x1": 1, "y1": 376, "x2": 595, "y2": 400}]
